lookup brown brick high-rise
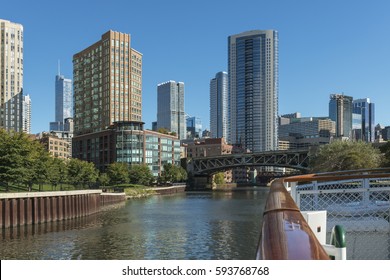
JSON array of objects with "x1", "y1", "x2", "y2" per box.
[{"x1": 73, "y1": 30, "x2": 142, "y2": 136}]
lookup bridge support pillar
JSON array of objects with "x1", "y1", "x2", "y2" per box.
[{"x1": 190, "y1": 175, "x2": 212, "y2": 190}]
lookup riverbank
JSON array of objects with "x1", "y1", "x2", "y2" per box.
[{"x1": 124, "y1": 184, "x2": 186, "y2": 199}]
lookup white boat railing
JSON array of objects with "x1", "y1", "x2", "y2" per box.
[{"x1": 285, "y1": 170, "x2": 390, "y2": 260}]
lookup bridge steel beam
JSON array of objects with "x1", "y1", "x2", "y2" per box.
[{"x1": 190, "y1": 149, "x2": 310, "y2": 176}]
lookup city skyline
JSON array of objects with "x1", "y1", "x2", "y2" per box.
[{"x1": 2, "y1": 0, "x2": 390, "y2": 134}]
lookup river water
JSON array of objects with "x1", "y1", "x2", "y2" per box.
[{"x1": 0, "y1": 189, "x2": 269, "y2": 260}]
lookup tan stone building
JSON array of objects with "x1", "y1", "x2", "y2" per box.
[
  {"x1": 0, "y1": 19, "x2": 24, "y2": 132},
  {"x1": 39, "y1": 133, "x2": 71, "y2": 160}
]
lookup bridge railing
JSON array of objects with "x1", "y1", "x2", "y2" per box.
[
  {"x1": 256, "y1": 178, "x2": 330, "y2": 259},
  {"x1": 284, "y1": 168, "x2": 390, "y2": 260}
]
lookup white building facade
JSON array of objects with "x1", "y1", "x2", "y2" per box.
[
  {"x1": 210, "y1": 71, "x2": 229, "y2": 141},
  {"x1": 0, "y1": 19, "x2": 24, "y2": 132}
]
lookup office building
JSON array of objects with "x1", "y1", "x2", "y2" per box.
[
  {"x1": 210, "y1": 71, "x2": 229, "y2": 141},
  {"x1": 50, "y1": 73, "x2": 72, "y2": 131},
  {"x1": 51, "y1": 117, "x2": 74, "y2": 157},
  {"x1": 73, "y1": 30, "x2": 142, "y2": 136},
  {"x1": 0, "y1": 19, "x2": 24, "y2": 132},
  {"x1": 186, "y1": 115, "x2": 202, "y2": 139},
  {"x1": 228, "y1": 30, "x2": 278, "y2": 152},
  {"x1": 157, "y1": 81, "x2": 186, "y2": 140},
  {"x1": 38, "y1": 132, "x2": 71, "y2": 160},
  {"x1": 352, "y1": 98, "x2": 375, "y2": 142},
  {"x1": 73, "y1": 121, "x2": 180, "y2": 175},
  {"x1": 329, "y1": 94, "x2": 353, "y2": 139},
  {"x1": 22, "y1": 94, "x2": 31, "y2": 134},
  {"x1": 381, "y1": 126, "x2": 390, "y2": 142},
  {"x1": 278, "y1": 113, "x2": 335, "y2": 149},
  {"x1": 279, "y1": 116, "x2": 335, "y2": 139}
]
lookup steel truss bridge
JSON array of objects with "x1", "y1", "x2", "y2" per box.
[{"x1": 187, "y1": 149, "x2": 310, "y2": 176}]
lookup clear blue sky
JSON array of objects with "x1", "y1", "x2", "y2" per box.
[{"x1": 2, "y1": 0, "x2": 390, "y2": 134}]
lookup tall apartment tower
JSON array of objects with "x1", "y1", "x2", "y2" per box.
[
  {"x1": 73, "y1": 30, "x2": 142, "y2": 135},
  {"x1": 0, "y1": 19, "x2": 24, "y2": 132},
  {"x1": 157, "y1": 81, "x2": 186, "y2": 140},
  {"x1": 228, "y1": 30, "x2": 279, "y2": 152},
  {"x1": 352, "y1": 98, "x2": 375, "y2": 142},
  {"x1": 329, "y1": 93, "x2": 353, "y2": 139},
  {"x1": 50, "y1": 72, "x2": 72, "y2": 131},
  {"x1": 22, "y1": 94, "x2": 31, "y2": 134},
  {"x1": 210, "y1": 71, "x2": 229, "y2": 141}
]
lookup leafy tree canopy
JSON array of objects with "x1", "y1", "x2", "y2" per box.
[
  {"x1": 128, "y1": 164, "x2": 153, "y2": 186},
  {"x1": 159, "y1": 163, "x2": 187, "y2": 184},
  {"x1": 214, "y1": 172, "x2": 225, "y2": 185},
  {"x1": 106, "y1": 162, "x2": 129, "y2": 185},
  {"x1": 379, "y1": 141, "x2": 390, "y2": 167},
  {"x1": 309, "y1": 140, "x2": 383, "y2": 172}
]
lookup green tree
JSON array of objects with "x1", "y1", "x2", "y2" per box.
[
  {"x1": 67, "y1": 158, "x2": 84, "y2": 187},
  {"x1": 379, "y1": 141, "x2": 390, "y2": 167},
  {"x1": 106, "y1": 162, "x2": 129, "y2": 185},
  {"x1": 179, "y1": 167, "x2": 188, "y2": 182},
  {"x1": 0, "y1": 130, "x2": 51, "y2": 191},
  {"x1": 128, "y1": 164, "x2": 153, "y2": 186},
  {"x1": 81, "y1": 161, "x2": 99, "y2": 187},
  {"x1": 67, "y1": 158, "x2": 98, "y2": 188},
  {"x1": 98, "y1": 173, "x2": 110, "y2": 187},
  {"x1": 24, "y1": 140, "x2": 51, "y2": 191},
  {"x1": 47, "y1": 158, "x2": 67, "y2": 190},
  {"x1": 159, "y1": 163, "x2": 187, "y2": 184},
  {"x1": 214, "y1": 172, "x2": 225, "y2": 185},
  {"x1": 0, "y1": 129, "x2": 22, "y2": 190},
  {"x1": 309, "y1": 140, "x2": 383, "y2": 172}
]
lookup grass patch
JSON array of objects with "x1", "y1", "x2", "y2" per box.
[{"x1": 121, "y1": 184, "x2": 156, "y2": 197}]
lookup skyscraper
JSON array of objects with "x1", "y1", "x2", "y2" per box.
[
  {"x1": 210, "y1": 71, "x2": 229, "y2": 141},
  {"x1": 50, "y1": 73, "x2": 72, "y2": 131},
  {"x1": 228, "y1": 30, "x2": 279, "y2": 152},
  {"x1": 73, "y1": 30, "x2": 142, "y2": 136},
  {"x1": 22, "y1": 94, "x2": 31, "y2": 134},
  {"x1": 0, "y1": 19, "x2": 24, "y2": 132},
  {"x1": 352, "y1": 98, "x2": 375, "y2": 142},
  {"x1": 329, "y1": 93, "x2": 353, "y2": 139},
  {"x1": 157, "y1": 81, "x2": 186, "y2": 140},
  {"x1": 186, "y1": 115, "x2": 202, "y2": 139}
]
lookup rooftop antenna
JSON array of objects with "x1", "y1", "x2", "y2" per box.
[{"x1": 58, "y1": 59, "x2": 61, "y2": 76}]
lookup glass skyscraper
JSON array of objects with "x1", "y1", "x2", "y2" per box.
[
  {"x1": 50, "y1": 74, "x2": 72, "y2": 131},
  {"x1": 186, "y1": 115, "x2": 202, "y2": 139},
  {"x1": 228, "y1": 30, "x2": 279, "y2": 152},
  {"x1": 210, "y1": 71, "x2": 229, "y2": 141},
  {"x1": 157, "y1": 81, "x2": 186, "y2": 140},
  {"x1": 329, "y1": 94, "x2": 353, "y2": 139},
  {"x1": 352, "y1": 98, "x2": 375, "y2": 142}
]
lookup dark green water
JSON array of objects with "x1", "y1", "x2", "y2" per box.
[{"x1": 0, "y1": 189, "x2": 268, "y2": 260}]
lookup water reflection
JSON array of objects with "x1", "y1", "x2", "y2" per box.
[{"x1": 0, "y1": 189, "x2": 268, "y2": 260}]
